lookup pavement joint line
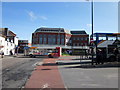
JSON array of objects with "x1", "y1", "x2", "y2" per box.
[{"x1": 58, "y1": 60, "x2": 67, "y2": 89}]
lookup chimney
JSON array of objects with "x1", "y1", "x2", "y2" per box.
[{"x1": 4, "y1": 28, "x2": 8, "y2": 36}]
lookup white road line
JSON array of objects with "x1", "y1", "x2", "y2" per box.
[
  {"x1": 32, "y1": 62, "x2": 43, "y2": 67},
  {"x1": 42, "y1": 83, "x2": 49, "y2": 88}
]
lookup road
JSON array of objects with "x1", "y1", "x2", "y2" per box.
[{"x1": 2, "y1": 56, "x2": 45, "y2": 88}]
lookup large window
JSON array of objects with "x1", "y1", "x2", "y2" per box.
[
  {"x1": 81, "y1": 37, "x2": 83, "y2": 40},
  {"x1": 39, "y1": 34, "x2": 43, "y2": 44},
  {"x1": 48, "y1": 35, "x2": 52, "y2": 45},
  {"x1": 52, "y1": 35, "x2": 56, "y2": 44},
  {"x1": 43, "y1": 34, "x2": 47, "y2": 44},
  {"x1": 57, "y1": 35, "x2": 60, "y2": 45},
  {"x1": 61, "y1": 35, "x2": 64, "y2": 45}
]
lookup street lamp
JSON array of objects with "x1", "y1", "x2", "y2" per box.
[
  {"x1": 91, "y1": 0, "x2": 94, "y2": 65},
  {"x1": 87, "y1": 0, "x2": 94, "y2": 65}
]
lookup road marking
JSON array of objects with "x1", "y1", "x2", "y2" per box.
[
  {"x1": 32, "y1": 62, "x2": 43, "y2": 67},
  {"x1": 65, "y1": 86, "x2": 68, "y2": 90},
  {"x1": 42, "y1": 83, "x2": 49, "y2": 88}
]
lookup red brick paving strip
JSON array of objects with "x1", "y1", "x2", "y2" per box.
[{"x1": 25, "y1": 58, "x2": 66, "y2": 89}]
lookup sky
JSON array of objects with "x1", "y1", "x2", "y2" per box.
[
  {"x1": 118, "y1": 1, "x2": 120, "y2": 33},
  {"x1": 2, "y1": 2, "x2": 118, "y2": 42}
]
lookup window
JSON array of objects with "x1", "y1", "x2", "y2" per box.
[
  {"x1": 81, "y1": 37, "x2": 83, "y2": 40},
  {"x1": 85, "y1": 37, "x2": 88, "y2": 40},
  {"x1": 48, "y1": 35, "x2": 51, "y2": 44},
  {"x1": 73, "y1": 37, "x2": 75, "y2": 40},
  {"x1": 39, "y1": 34, "x2": 43, "y2": 44},
  {"x1": 43, "y1": 34, "x2": 47, "y2": 44},
  {"x1": 52, "y1": 35, "x2": 56, "y2": 44},
  {"x1": 57, "y1": 35, "x2": 60, "y2": 45},
  {"x1": 61, "y1": 35, "x2": 64, "y2": 45},
  {"x1": 48, "y1": 35, "x2": 56, "y2": 45}
]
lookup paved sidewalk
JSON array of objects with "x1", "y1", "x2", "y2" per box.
[
  {"x1": 24, "y1": 56, "x2": 119, "y2": 89},
  {"x1": 24, "y1": 58, "x2": 66, "y2": 89}
]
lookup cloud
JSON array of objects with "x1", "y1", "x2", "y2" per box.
[
  {"x1": 26, "y1": 10, "x2": 48, "y2": 21},
  {"x1": 87, "y1": 24, "x2": 92, "y2": 27},
  {"x1": 39, "y1": 16, "x2": 48, "y2": 20},
  {"x1": 27, "y1": 11, "x2": 37, "y2": 21}
]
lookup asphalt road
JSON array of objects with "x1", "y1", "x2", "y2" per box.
[{"x1": 2, "y1": 56, "x2": 45, "y2": 88}]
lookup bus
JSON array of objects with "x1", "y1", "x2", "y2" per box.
[
  {"x1": 25, "y1": 46, "x2": 60, "y2": 58},
  {"x1": 91, "y1": 33, "x2": 120, "y2": 63}
]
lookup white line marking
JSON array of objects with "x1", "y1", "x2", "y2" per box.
[{"x1": 42, "y1": 83, "x2": 49, "y2": 88}]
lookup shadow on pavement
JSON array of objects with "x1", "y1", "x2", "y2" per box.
[
  {"x1": 72, "y1": 58, "x2": 90, "y2": 60},
  {"x1": 43, "y1": 61, "x2": 91, "y2": 66},
  {"x1": 63, "y1": 62, "x2": 120, "y2": 69},
  {"x1": 57, "y1": 61, "x2": 91, "y2": 65},
  {"x1": 43, "y1": 60, "x2": 120, "y2": 69}
]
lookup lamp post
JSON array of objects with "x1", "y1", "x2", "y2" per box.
[
  {"x1": 87, "y1": 0, "x2": 94, "y2": 65},
  {"x1": 91, "y1": 0, "x2": 94, "y2": 65}
]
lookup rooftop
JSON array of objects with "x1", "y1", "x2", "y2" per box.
[
  {"x1": 0, "y1": 28, "x2": 16, "y2": 37},
  {"x1": 34, "y1": 27, "x2": 88, "y2": 35},
  {"x1": 71, "y1": 31, "x2": 87, "y2": 35},
  {"x1": 35, "y1": 27, "x2": 70, "y2": 34}
]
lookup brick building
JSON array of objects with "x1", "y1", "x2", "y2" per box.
[
  {"x1": 32, "y1": 27, "x2": 89, "y2": 55},
  {"x1": 32, "y1": 28, "x2": 71, "y2": 45},
  {"x1": 70, "y1": 31, "x2": 89, "y2": 46},
  {"x1": 32, "y1": 27, "x2": 89, "y2": 46}
]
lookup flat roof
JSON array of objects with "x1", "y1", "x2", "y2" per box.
[{"x1": 93, "y1": 33, "x2": 120, "y2": 37}]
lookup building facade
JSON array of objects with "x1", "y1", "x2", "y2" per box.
[
  {"x1": 70, "y1": 31, "x2": 89, "y2": 46},
  {"x1": 18, "y1": 40, "x2": 29, "y2": 53},
  {"x1": 0, "y1": 34, "x2": 5, "y2": 53},
  {"x1": 32, "y1": 27, "x2": 89, "y2": 47},
  {"x1": 0, "y1": 28, "x2": 18, "y2": 55},
  {"x1": 32, "y1": 28, "x2": 71, "y2": 45}
]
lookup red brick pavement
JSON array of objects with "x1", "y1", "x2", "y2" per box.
[{"x1": 24, "y1": 58, "x2": 66, "y2": 89}]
